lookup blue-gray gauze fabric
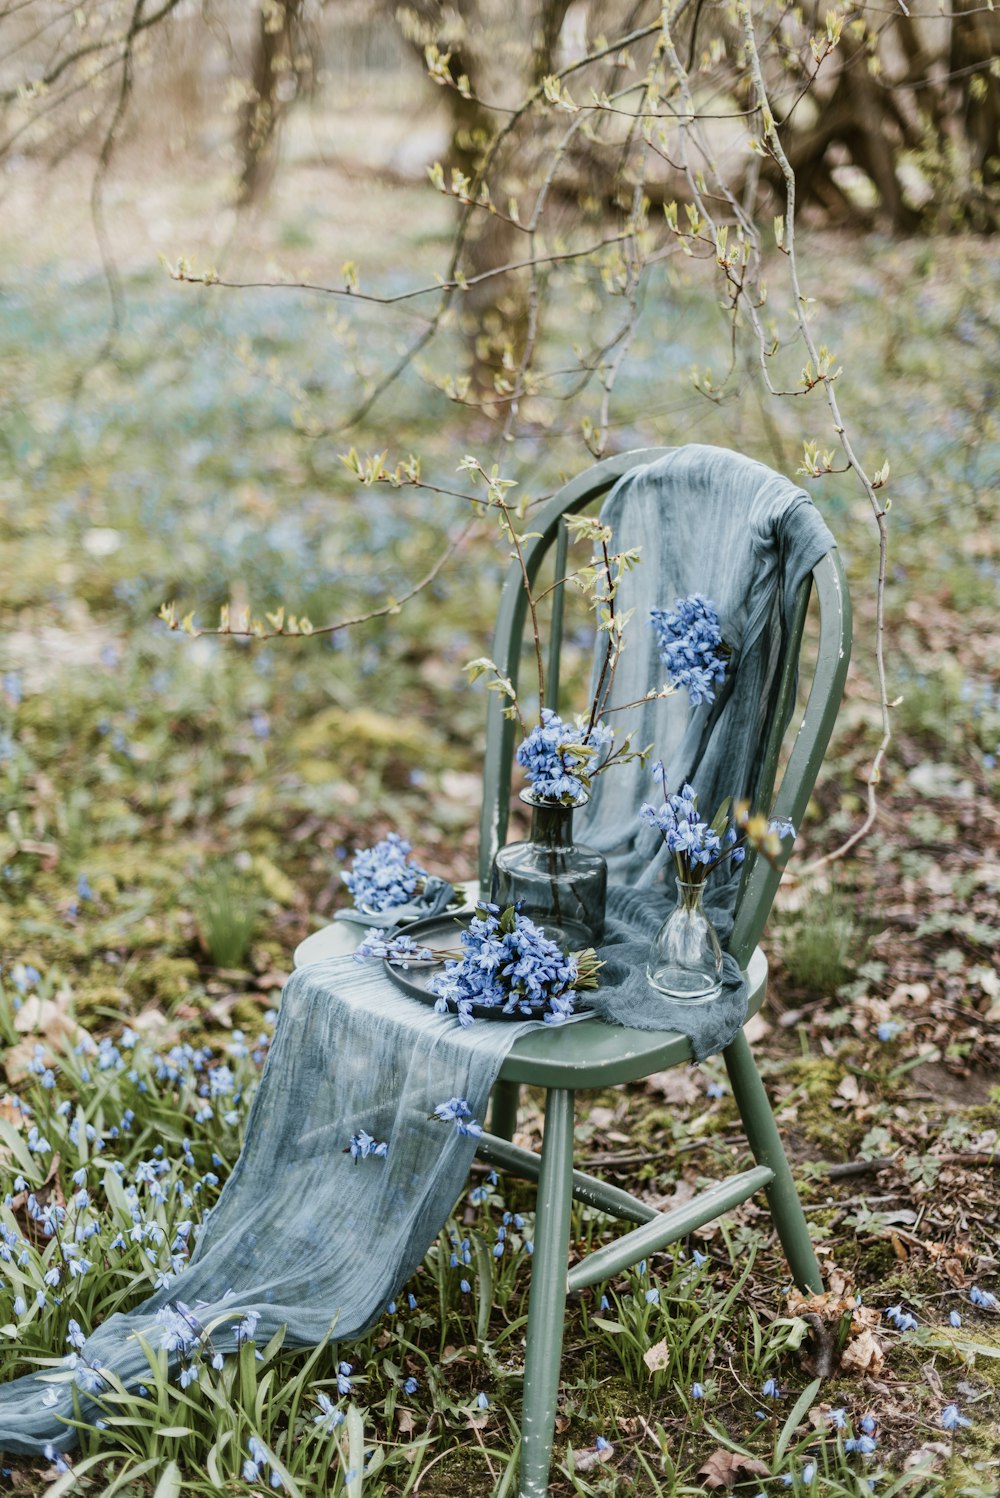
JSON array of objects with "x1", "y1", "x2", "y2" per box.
[
  {"x1": 0, "y1": 962, "x2": 542, "y2": 1455},
  {"x1": 579, "y1": 446, "x2": 835, "y2": 1059},
  {"x1": 0, "y1": 445, "x2": 835, "y2": 1455}
]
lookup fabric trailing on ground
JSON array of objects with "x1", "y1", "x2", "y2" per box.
[
  {"x1": 0, "y1": 962, "x2": 540, "y2": 1454},
  {"x1": 0, "y1": 444, "x2": 834, "y2": 1454}
]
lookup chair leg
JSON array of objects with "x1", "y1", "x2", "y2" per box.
[
  {"x1": 490, "y1": 1079, "x2": 521, "y2": 1142},
  {"x1": 723, "y1": 1029, "x2": 823, "y2": 1293},
  {"x1": 520, "y1": 1087, "x2": 575, "y2": 1498}
]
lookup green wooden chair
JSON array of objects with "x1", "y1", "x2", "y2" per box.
[{"x1": 469, "y1": 448, "x2": 852, "y2": 1498}]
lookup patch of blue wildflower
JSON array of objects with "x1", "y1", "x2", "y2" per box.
[
  {"x1": 885, "y1": 1303, "x2": 919, "y2": 1333},
  {"x1": 427, "y1": 902, "x2": 600, "y2": 1025},
  {"x1": 650, "y1": 594, "x2": 730, "y2": 706},
  {"x1": 0, "y1": 970, "x2": 275, "y2": 1384},
  {"x1": 341, "y1": 833, "x2": 429, "y2": 913}
]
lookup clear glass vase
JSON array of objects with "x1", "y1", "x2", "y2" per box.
[
  {"x1": 646, "y1": 878, "x2": 723, "y2": 1003},
  {"x1": 490, "y1": 791, "x2": 607, "y2": 950}
]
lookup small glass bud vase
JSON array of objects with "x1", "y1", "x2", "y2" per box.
[
  {"x1": 647, "y1": 878, "x2": 723, "y2": 1003},
  {"x1": 491, "y1": 790, "x2": 607, "y2": 950}
]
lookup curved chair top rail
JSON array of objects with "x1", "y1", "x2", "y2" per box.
[{"x1": 477, "y1": 447, "x2": 853, "y2": 971}]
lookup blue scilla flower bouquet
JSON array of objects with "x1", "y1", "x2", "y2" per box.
[
  {"x1": 641, "y1": 765, "x2": 795, "y2": 887},
  {"x1": 341, "y1": 833, "x2": 429, "y2": 913},
  {"x1": 465, "y1": 510, "x2": 650, "y2": 806},
  {"x1": 356, "y1": 902, "x2": 601, "y2": 1026},
  {"x1": 640, "y1": 768, "x2": 794, "y2": 1002},
  {"x1": 338, "y1": 833, "x2": 457, "y2": 931},
  {"x1": 650, "y1": 593, "x2": 730, "y2": 707}
]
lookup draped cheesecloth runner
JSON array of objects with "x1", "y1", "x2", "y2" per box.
[{"x1": 0, "y1": 446, "x2": 835, "y2": 1454}]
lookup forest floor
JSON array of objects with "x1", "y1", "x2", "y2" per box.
[{"x1": 1, "y1": 73, "x2": 999, "y2": 1498}]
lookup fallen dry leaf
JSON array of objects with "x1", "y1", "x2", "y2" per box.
[
  {"x1": 643, "y1": 1339, "x2": 670, "y2": 1373},
  {"x1": 573, "y1": 1444, "x2": 613, "y2": 1474},
  {"x1": 840, "y1": 1328, "x2": 885, "y2": 1375},
  {"x1": 646, "y1": 1069, "x2": 700, "y2": 1106},
  {"x1": 396, "y1": 1408, "x2": 416, "y2": 1435},
  {"x1": 904, "y1": 1442, "x2": 950, "y2": 1471},
  {"x1": 698, "y1": 1448, "x2": 769, "y2": 1489}
]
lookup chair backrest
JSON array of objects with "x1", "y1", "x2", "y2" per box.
[{"x1": 477, "y1": 447, "x2": 852, "y2": 968}]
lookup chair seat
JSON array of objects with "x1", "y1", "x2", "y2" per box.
[
  {"x1": 498, "y1": 945, "x2": 766, "y2": 1086},
  {"x1": 293, "y1": 919, "x2": 766, "y2": 1091}
]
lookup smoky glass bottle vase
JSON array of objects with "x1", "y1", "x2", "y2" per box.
[
  {"x1": 646, "y1": 878, "x2": 723, "y2": 1003},
  {"x1": 490, "y1": 791, "x2": 607, "y2": 950}
]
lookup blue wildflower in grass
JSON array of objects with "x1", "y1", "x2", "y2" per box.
[
  {"x1": 692, "y1": 1249, "x2": 709, "y2": 1267},
  {"x1": 762, "y1": 1377, "x2": 781, "y2": 1398},
  {"x1": 460, "y1": 1278, "x2": 472, "y2": 1294},
  {"x1": 859, "y1": 1416, "x2": 877, "y2": 1435},
  {"x1": 74, "y1": 1359, "x2": 106, "y2": 1395},
  {"x1": 949, "y1": 1310, "x2": 962, "y2": 1328},
  {"x1": 402, "y1": 1376, "x2": 419, "y2": 1394},
  {"x1": 941, "y1": 1404, "x2": 972, "y2": 1430},
  {"x1": 650, "y1": 595, "x2": 729, "y2": 706},
  {"x1": 428, "y1": 902, "x2": 600, "y2": 1026},
  {"x1": 336, "y1": 1361, "x2": 354, "y2": 1395},
  {"x1": 342, "y1": 834, "x2": 429, "y2": 913},
  {"x1": 969, "y1": 1285, "x2": 999, "y2": 1310},
  {"x1": 154, "y1": 1302, "x2": 202, "y2": 1355},
  {"x1": 885, "y1": 1304, "x2": 919, "y2": 1332},
  {"x1": 344, "y1": 1128, "x2": 390, "y2": 1162},
  {"x1": 43, "y1": 1443, "x2": 70, "y2": 1475},
  {"x1": 644, "y1": 1287, "x2": 660, "y2": 1305},
  {"x1": 313, "y1": 1392, "x2": 345, "y2": 1433},
  {"x1": 594, "y1": 1436, "x2": 613, "y2": 1454},
  {"x1": 353, "y1": 930, "x2": 433, "y2": 966},
  {"x1": 802, "y1": 1462, "x2": 816, "y2": 1485},
  {"x1": 876, "y1": 1020, "x2": 903, "y2": 1041},
  {"x1": 705, "y1": 1081, "x2": 726, "y2": 1099},
  {"x1": 515, "y1": 709, "x2": 614, "y2": 804},
  {"x1": 845, "y1": 1435, "x2": 878, "y2": 1455},
  {"x1": 236, "y1": 1311, "x2": 261, "y2": 1346},
  {"x1": 178, "y1": 1365, "x2": 199, "y2": 1390},
  {"x1": 691, "y1": 1382, "x2": 705, "y2": 1400},
  {"x1": 243, "y1": 1435, "x2": 269, "y2": 1483},
  {"x1": 476, "y1": 1392, "x2": 489, "y2": 1409}
]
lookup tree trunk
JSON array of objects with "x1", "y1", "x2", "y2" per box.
[{"x1": 237, "y1": 0, "x2": 306, "y2": 206}]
